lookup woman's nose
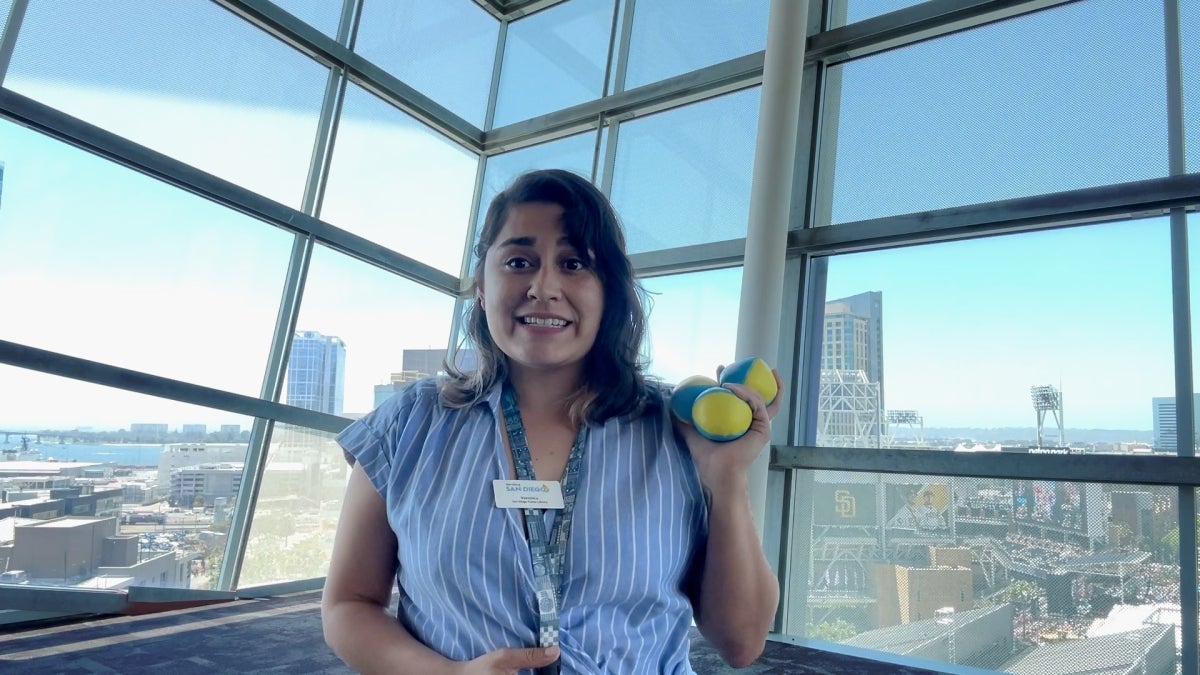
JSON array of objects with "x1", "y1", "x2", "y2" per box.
[{"x1": 527, "y1": 266, "x2": 562, "y2": 300}]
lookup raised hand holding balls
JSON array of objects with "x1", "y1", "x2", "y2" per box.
[{"x1": 671, "y1": 357, "x2": 776, "y2": 442}]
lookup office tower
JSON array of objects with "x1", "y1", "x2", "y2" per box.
[
  {"x1": 373, "y1": 349, "x2": 449, "y2": 408},
  {"x1": 287, "y1": 331, "x2": 346, "y2": 416},
  {"x1": 1152, "y1": 394, "x2": 1200, "y2": 451},
  {"x1": 823, "y1": 291, "x2": 884, "y2": 393},
  {"x1": 403, "y1": 348, "x2": 447, "y2": 375},
  {"x1": 819, "y1": 292, "x2": 884, "y2": 446}
]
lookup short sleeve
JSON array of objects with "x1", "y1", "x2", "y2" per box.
[{"x1": 335, "y1": 378, "x2": 431, "y2": 498}]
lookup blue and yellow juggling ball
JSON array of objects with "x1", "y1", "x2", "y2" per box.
[
  {"x1": 718, "y1": 357, "x2": 778, "y2": 406},
  {"x1": 669, "y1": 375, "x2": 719, "y2": 423},
  {"x1": 670, "y1": 357, "x2": 776, "y2": 442},
  {"x1": 691, "y1": 387, "x2": 753, "y2": 441}
]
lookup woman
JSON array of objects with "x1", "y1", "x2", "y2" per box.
[{"x1": 322, "y1": 169, "x2": 779, "y2": 674}]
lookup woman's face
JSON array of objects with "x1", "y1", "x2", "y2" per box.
[{"x1": 478, "y1": 202, "x2": 605, "y2": 384}]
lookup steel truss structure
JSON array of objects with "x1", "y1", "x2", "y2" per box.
[{"x1": 816, "y1": 370, "x2": 882, "y2": 449}]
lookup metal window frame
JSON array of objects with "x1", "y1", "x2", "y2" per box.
[
  {"x1": 0, "y1": 340, "x2": 348, "y2": 436},
  {"x1": 0, "y1": 0, "x2": 29, "y2": 86}
]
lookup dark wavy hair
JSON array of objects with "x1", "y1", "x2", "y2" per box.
[{"x1": 440, "y1": 169, "x2": 651, "y2": 424}]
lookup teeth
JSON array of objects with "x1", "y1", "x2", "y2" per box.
[{"x1": 522, "y1": 316, "x2": 568, "y2": 327}]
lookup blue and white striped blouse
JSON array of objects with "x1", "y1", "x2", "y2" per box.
[{"x1": 336, "y1": 377, "x2": 709, "y2": 674}]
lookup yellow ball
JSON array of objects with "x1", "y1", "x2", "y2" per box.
[
  {"x1": 719, "y1": 357, "x2": 777, "y2": 406},
  {"x1": 670, "y1": 375, "x2": 719, "y2": 424},
  {"x1": 691, "y1": 387, "x2": 752, "y2": 442}
]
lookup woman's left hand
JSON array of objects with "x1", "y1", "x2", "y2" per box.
[{"x1": 674, "y1": 368, "x2": 783, "y2": 493}]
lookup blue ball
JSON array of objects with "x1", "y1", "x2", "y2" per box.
[
  {"x1": 670, "y1": 375, "x2": 719, "y2": 424},
  {"x1": 691, "y1": 387, "x2": 753, "y2": 442},
  {"x1": 719, "y1": 357, "x2": 777, "y2": 406}
]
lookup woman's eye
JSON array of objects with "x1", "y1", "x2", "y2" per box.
[
  {"x1": 563, "y1": 258, "x2": 587, "y2": 271},
  {"x1": 505, "y1": 258, "x2": 531, "y2": 270}
]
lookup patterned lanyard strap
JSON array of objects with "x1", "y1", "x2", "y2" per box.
[{"x1": 500, "y1": 384, "x2": 589, "y2": 650}]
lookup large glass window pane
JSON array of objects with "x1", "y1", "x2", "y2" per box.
[
  {"x1": 0, "y1": 121, "x2": 292, "y2": 395},
  {"x1": 271, "y1": 0, "x2": 343, "y2": 38},
  {"x1": 624, "y1": 0, "x2": 768, "y2": 90},
  {"x1": 609, "y1": 88, "x2": 760, "y2": 254},
  {"x1": 0, "y1": 365, "x2": 253, "y2": 591},
  {"x1": 641, "y1": 268, "x2": 742, "y2": 384},
  {"x1": 797, "y1": 473, "x2": 1180, "y2": 673},
  {"x1": 816, "y1": 220, "x2": 1171, "y2": 450},
  {"x1": 355, "y1": 0, "x2": 497, "y2": 128},
  {"x1": 820, "y1": 0, "x2": 1167, "y2": 225},
  {"x1": 1183, "y1": 0, "x2": 1200, "y2": 173},
  {"x1": 6, "y1": 0, "x2": 330, "y2": 209},
  {"x1": 492, "y1": 0, "x2": 613, "y2": 128},
  {"x1": 320, "y1": 83, "x2": 478, "y2": 275},
  {"x1": 238, "y1": 425, "x2": 345, "y2": 587},
  {"x1": 283, "y1": 244, "x2": 457, "y2": 419},
  {"x1": 471, "y1": 132, "x2": 598, "y2": 265}
]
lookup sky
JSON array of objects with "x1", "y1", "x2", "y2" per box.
[{"x1": 1, "y1": 0, "x2": 1198, "y2": 432}]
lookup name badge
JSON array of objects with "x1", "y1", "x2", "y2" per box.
[{"x1": 493, "y1": 480, "x2": 565, "y2": 509}]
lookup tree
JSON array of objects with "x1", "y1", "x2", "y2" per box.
[
  {"x1": 806, "y1": 619, "x2": 859, "y2": 642},
  {"x1": 1159, "y1": 514, "x2": 1200, "y2": 564},
  {"x1": 1001, "y1": 580, "x2": 1041, "y2": 640}
]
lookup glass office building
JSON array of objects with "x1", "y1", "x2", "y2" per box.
[{"x1": 1, "y1": 1, "x2": 1199, "y2": 673}]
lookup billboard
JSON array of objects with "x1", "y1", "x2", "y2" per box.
[
  {"x1": 886, "y1": 482, "x2": 951, "y2": 535},
  {"x1": 813, "y1": 483, "x2": 877, "y2": 527},
  {"x1": 1013, "y1": 480, "x2": 1085, "y2": 532}
]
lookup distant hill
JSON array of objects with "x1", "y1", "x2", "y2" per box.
[{"x1": 890, "y1": 427, "x2": 1153, "y2": 444}]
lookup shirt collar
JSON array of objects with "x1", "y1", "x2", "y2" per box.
[{"x1": 480, "y1": 378, "x2": 506, "y2": 418}]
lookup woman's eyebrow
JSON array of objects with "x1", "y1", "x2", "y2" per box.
[
  {"x1": 496, "y1": 236, "x2": 576, "y2": 249},
  {"x1": 496, "y1": 236, "x2": 536, "y2": 248}
]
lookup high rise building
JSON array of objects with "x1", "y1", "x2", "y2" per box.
[
  {"x1": 287, "y1": 331, "x2": 346, "y2": 416},
  {"x1": 403, "y1": 348, "x2": 447, "y2": 375},
  {"x1": 373, "y1": 349, "x2": 449, "y2": 408},
  {"x1": 1152, "y1": 394, "x2": 1200, "y2": 451},
  {"x1": 819, "y1": 292, "x2": 885, "y2": 446},
  {"x1": 823, "y1": 291, "x2": 884, "y2": 392},
  {"x1": 181, "y1": 424, "x2": 207, "y2": 437}
]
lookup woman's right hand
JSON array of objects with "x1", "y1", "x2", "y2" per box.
[{"x1": 455, "y1": 645, "x2": 559, "y2": 674}]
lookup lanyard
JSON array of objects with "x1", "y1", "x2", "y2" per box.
[{"x1": 500, "y1": 384, "x2": 589, "y2": 650}]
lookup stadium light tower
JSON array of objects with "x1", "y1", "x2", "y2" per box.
[
  {"x1": 1030, "y1": 384, "x2": 1064, "y2": 448},
  {"x1": 886, "y1": 409, "x2": 924, "y2": 445}
]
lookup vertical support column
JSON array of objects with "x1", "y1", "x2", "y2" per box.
[
  {"x1": 1163, "y1": 1, "x2": 1197, "y2": 673},
  {"x1": 738, "y1": 0, "x2": 809, "y2": 531},
  {"x1": 218, "y1": 234, "x2": 314, "y2": 590}
]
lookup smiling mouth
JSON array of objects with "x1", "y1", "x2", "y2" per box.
[{"x1": 519, "y1": 316, "x2": 571, "y2": 328}]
